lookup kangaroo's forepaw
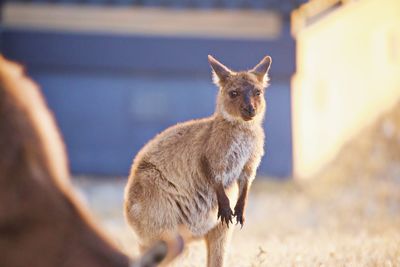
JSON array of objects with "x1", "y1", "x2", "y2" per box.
[
  {"x1": 234, "y1": 206, "x2": 245, "y2": 228},
  {"x1": 217, "y1": 206, "x2": 233, "y2": 227}
]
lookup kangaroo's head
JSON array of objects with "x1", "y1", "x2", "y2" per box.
[{"x1": 208, "y1": 55, "x2": 271, "y2": 123}]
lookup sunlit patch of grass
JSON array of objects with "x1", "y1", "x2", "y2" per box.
[{"x1": 73, "y1": 172, "x2": 400, "y2": 266}]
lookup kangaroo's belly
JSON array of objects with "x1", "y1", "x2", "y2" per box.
[
  {"x1": 182, "y1": 181, "x2": 239, "y2": 237},
  {"x1": 152, "y1": 159, "x2": 241, "y2": 237},
  {"x1": 127, "y1": 157, "x2": 241, "y2": 239}
]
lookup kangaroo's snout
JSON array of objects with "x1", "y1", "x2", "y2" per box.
[{"x1": 241, "y1": 105, "x2": 256, "y2": 120}]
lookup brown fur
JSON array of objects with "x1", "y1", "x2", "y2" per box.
[
  {"x1": 0, "y1": 56, "x2": 182, "y2": 267},
  {"x1": 124, "y1": 55, "x2": 271, "y2": 267}
]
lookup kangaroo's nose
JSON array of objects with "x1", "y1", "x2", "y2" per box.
[{"x1": 243, "y1": 106, "x2": 256, "y2": 117}]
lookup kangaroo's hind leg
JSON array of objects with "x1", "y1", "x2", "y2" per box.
[
  {"x1": 124, "y1": 167, "x2": 181, "y2": 252},
  {"x1": 204, "y1": 223, "x2": 233, "y2": 267}
]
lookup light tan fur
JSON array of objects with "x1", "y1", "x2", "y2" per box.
[{"x1": 124, "y1": 55, "x2": 272, "y2": 267}]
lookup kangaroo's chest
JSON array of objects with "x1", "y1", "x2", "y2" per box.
[{"x1": 219, "y1": 133, "x2": 255, "y2": 186}]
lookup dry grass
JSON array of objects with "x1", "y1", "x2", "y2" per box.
[
  {"x1": 74, "y1": 175, "x2": 400, "y2": 267},
  {"x1": 73, "y1": 102, "x2": 400, "y2": 266}
]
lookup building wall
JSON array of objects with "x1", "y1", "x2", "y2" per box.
[
  {"x1": 1, "y1": 3, "x2": 296, "y2": 177},
  {"x1": 292, "y1": 0, "x2": 400, "y2": 178}
]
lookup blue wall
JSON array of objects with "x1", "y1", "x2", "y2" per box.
[{"x1": 1, "y1": 29, "x2": 293, "y2": 177}]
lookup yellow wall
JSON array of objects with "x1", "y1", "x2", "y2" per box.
[{"x1": 292, "y1": 0, "x2": 400, "y2": 178}]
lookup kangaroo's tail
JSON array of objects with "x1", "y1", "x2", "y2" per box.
[{"x1": 132, "y1": 233, "x2": 185, "y2": 267}]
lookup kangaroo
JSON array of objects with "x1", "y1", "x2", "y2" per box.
[
  {"x1": 0, "y1": 55, "x2": 182, "y2": 267},
  {"x1": 124, "y1": 55, "x2": 271, "y2": 267}
]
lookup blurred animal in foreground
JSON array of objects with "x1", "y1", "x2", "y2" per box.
[
  {"x1": 125, "y1": 55, "x2": 271, "y2": 267},
  {"x1": 0, "y1": 55, "x2": 183, "y2": 267}
]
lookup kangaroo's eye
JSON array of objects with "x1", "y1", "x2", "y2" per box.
[
  {"x1": 255, "y1": 89, "x2": 262, "y2": 96},
  {"x1": 229, "y1": 91, "x2": 238, "y2": 98}
]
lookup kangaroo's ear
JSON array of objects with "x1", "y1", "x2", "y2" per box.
[
  {"x1": 208, "y1": 55, "x2": 233, "y2": 86},
  {"x1": 250, "y1": 56, "x2": 272, "y2": 87}
]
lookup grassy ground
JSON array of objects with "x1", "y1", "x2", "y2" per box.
[{"x1": 74, "y1": 174, "x2": 400, "y2": 267}]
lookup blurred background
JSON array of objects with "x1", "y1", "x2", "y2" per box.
[
  {"x1": 0, "y1": 0, "x2": 304, "y2": 178},
  {"x1": 2, "y1": 0, "x2": 398, "y2": 179},
  {"x1": 1, "y1": 0, "x2": 400, "y2": 265}
]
